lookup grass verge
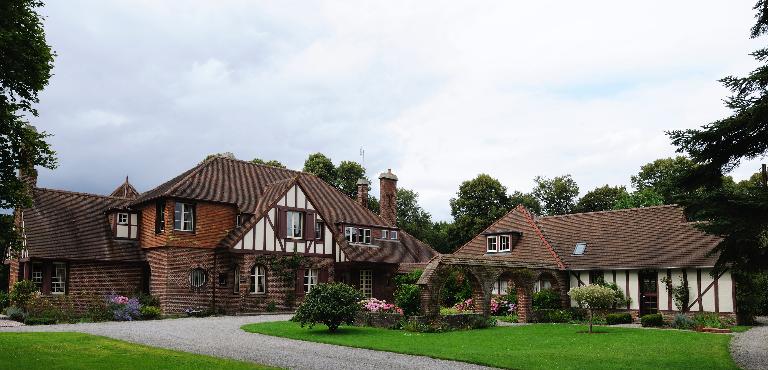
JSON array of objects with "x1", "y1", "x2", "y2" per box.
[
  {"x1": 242, "y1": 321, "x2": 737, "y2": 369},
  {"x1": 0, "y1": 332, "x2": 277, "y2": 370}
]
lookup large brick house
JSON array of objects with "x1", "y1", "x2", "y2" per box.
[
  {"x1": 452, "y1": 204, "x2": 734, "y2": 317},
  {"x1": 5, "y1": 157, "x2": 436, "y2": 313}
]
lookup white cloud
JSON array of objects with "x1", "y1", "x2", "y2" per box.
[{"x1": 32, "y1": 0, "x2": 765, "y2": 220}]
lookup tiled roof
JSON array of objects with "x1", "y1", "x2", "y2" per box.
[
  {"x1": 136, "y1": 157, "x2": 436, "y2": 264},
  {"x1": 536, "y1": 205, "x2": 721, "y2": 269},
  {"x1": 453, "y1": 205, "x2": 565, "y2": 269},
  {"x1": 109, "y1": 177, "x2": 140, "y2": 199},
  {"x1": 21, "y1": 188, "x2": 144, "y2": 262}
]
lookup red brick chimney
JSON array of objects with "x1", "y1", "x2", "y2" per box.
[
  {"x1": 356, "y1": 178, "x2": 370, "y2": 208},
  {"x1": 379, "y1": 169, "x2": 398, "y2": 225}
]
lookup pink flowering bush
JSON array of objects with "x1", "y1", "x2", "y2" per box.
[
  {"x1": 493, "y1": 296, "x2": 517, "y2": 316},
  {"x1": 360, "y1": 298, "x2": 404, "y2": 314},
  {"x1": 453, "y1": 298, "x2": 474, "y2": 312},
  {"x1": 106, "y1": 294, "x2": 141, "y2": 321}
]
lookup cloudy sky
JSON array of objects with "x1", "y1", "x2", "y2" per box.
[{"x1": 34, "y1": 1, "x2": 765, "y2": 220}]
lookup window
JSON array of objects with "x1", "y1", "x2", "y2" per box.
[
  {"x1": 535, "y1": 278, "x2": 552, "y2": 292},
  {"x1": 236, "y1": 214, "x2": 244, "y2": 227},
  {"x1": 390, "y1": 230, "x2": 397, "y2": 240},
  {"x1": 218, "y1": 273, "x2": 228, "y2": 287},
  {"x1": 251, "y1": 265, "x2": 266, "y2": 294},
  {"x1": 117, "y1": 213, "x2": 129, "y2": 225},
  {"x1": 52, "y1": 262, "x2": 66, "y2": 294},
  {"x1": 344, "y1": 227, "x2": 371, "y2": 244},
  {"x1": 286, "y1": 211, "x2": 303, "y2": 239},
  {"x1": 359, "y1": 270, "x2": 373, "y2": 298},
  {"x1": 589, "y1": 270, "x2": 605, "y2": 285},
  {"x1": 345, "y1": 227, "x2": 357, "y2": 242},
  {"x1": 190, "y1": 268, "x2": 206, "y2": 288},
  {"x1": 492, "y1": 278, "x2": 509, "y2": 295},
  {"x1": 315, "y1": 221, "x2": 324, "y2": 240},
  {"x1": 304, "y1": 268, "x2": 318, "y2": 293},
  {"x1": 573, "y1": 242, "x2": 587, "y2": 255},
  {"x1": 155, "y1": 201, "x2": 165, "y2": 233},
  {"x1": 31, "y1": 263, "x2": 43, "y2": 289},
  {"x1": 381, "y1": 230, "x2": 389, "y2": 239},
  {"x1": 486, "y1": 236, "x2": 497, "y2": 252},
  {"x1": 233, "y1": 265, "x2": 240, "y2": 294},
  {"x1": 174, "y1": 202, "x2": 195, "y2": 231},
  {"x1": 499, "y1": 235, "x2": 511, "y2": 252}
]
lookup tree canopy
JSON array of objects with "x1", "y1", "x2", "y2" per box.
[
  {"x1": 1, "y1": 0, "x2": 57, "y2": 258},
  {"x1": 630, "y1": 156, "x2": 694, "y2": 204},
  {"x1": 576, "y1": 185, "x2": 629, "y2": 213},
  {"x1": 667, "y1": 1, "x2": 768, "y2": 273},
  {"x1": 532, "y1": 175, "x2": 580, "y2": 216},
  {"x1": 449, "y1": 174, "x2": 513, "y2": 248},
  {"x1": 302, "y1": 152, "x2": 336, "y2": 185},
  {"x1": 251, "y1": 158, "x2": 286, "y2": 168}
]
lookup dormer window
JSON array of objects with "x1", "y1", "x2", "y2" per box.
[
  {"x1": 499, "y1": 235, "x2": 510, "y2": 252},
  {"x1": 115, "y1": 212, "x2": 138, "y2": 239},
  {"x1": 345, "y1": 226, "x2": 371, "y2": 244},
  {"x1": 390, "y1": 230, "x2": 397, "y2": 240},
  {"x1": 174, "y1": 202, "x2": 195, "y2": 231},
  {"x1": 487, "y1": 236, "x2": 497, "y2": 252},
  {"x1": 381, "y1": 230, "x2": 389, "y2": 239},
  {"x1": 573, "y1": 242, "x2": 587, "y2": 255}
]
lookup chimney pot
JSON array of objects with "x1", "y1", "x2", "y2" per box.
[
  {"x1": 378, "y1": 169, "x2": 398, "y2": 225},
  {"x1": 356, "y1": 178, "x2": 370, "y2": 209}
]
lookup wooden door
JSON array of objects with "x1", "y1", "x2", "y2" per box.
[{"x1": 639, "y1": 270, "x2": 658, "y2": 315}]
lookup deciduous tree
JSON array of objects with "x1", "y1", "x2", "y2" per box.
[
  {"x1": 449, "y1": 174, "x2": 513, "y2": 248},
  {"x1": 576, "y1": 185, "x2": 628, "y2": 213},
  {"x1": 302, "y1": 153, "x2": 336, "y2": 185},
  {"x1": 532, "y1": 175, "x2": 579, "y2": 216},
  {"x1": 630, "y1": 157, "x2": 694, "y2": 204}
]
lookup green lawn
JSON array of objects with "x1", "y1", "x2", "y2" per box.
[
  {"x1": 0, "y1": 332, "x2": 276, "y2": 370},
  {"x1": 242, "y1": 321, "x2": 737, "y2": 370}
]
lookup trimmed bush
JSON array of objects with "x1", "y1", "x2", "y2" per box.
[
  {"x1": 135, "y1": 292, "x2": 160, "y2": 307},
  {"x1": 640, "y1": 313, "x2": 664, "y2": 327},
  {"x1": 394, "y1": 270, "x2": 422, "y2": 286},
  {"x1": 605, "y1": 312, "x2": 633, "y2": 325},
  {"x1": 4, "y1": 306, "x2": 26, "y2": 322},
  {"x1": 9, "y1": 280, "x2": 38, "y2": 309},
  {"x1": 140, "y1": 306, "x2": 162, "y2": 320},
  {"x1": 533, "y1": 309, "x2": 572, "y2": 323},
  {"x1": 26, "y1": 295, "x2": 75, "y2": 324},
  {"x1": 532, "y1": 288, "x2": 561, "y2": 309},
  {"x1": 292, "y1": 282, "x2": 362, "y2": 332},
  {"x1": 394, "y1": 283, "x2": 421, "y2": 317},
  {"x1": 672, "y1": 313, "x2": 695, "y2": 329}
]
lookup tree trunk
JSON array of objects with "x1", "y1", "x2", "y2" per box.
[{"x1": 589, "y1": 309, "x2": 593, "y2": 334}]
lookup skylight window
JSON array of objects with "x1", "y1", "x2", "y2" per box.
[{"x1": 573, "y1": 242, "x2": 587, "y2": 255}]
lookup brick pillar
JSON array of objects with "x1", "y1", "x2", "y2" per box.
[
  {"x1": 517, "y1": 285, "x2": 533, "y2": 323},
  {"x1": 420, "y1": 285, "x2": 438, "y2": 316},
  {"x1": 378, "y1": 169, "x2": 398, "y2": 225}
]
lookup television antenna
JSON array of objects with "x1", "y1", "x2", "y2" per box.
[{"x1": 359, "y1": 147, "x2": 365, "y2": 168}]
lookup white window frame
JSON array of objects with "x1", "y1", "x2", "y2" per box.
[
  {"x1": 52, "y1": 262, "x2": 66, "y2": 294},
  {"x1": 315, "y1": 221, "x2": 323, "y2": 240},
  {"x1": 362, "y1": 229, "x2": 371, "y2": 244},
  {"x1": 390, "y1": 230, "x2": 397, "y2": 240},
  {"x1": 190, "y1": 268, "x2": 206, "y2": 288},
  {"x1": 174, "y1": 202, "x2": 194, "y2": 231},
  {"x1": 117, "y1": 212, "x2": 129, "y2": 225},
  {"x1": 359, "y1": 269, "x2": 373, "y2": 298},
  {"x1": 573, "y1": 242, "x2": 587, "y2": 255},
  {"x1": 486, "y1": 236, "x2": 498, "y2": 252},
  {"x1": 304, "y1": 268, "x2": 318, "y2": 293},
  {"x1": 345, "y1": 226, "x2": 357, "y2": 243},
  {"x1": 31, "y1": 262, "x2": 43, "y2": 288},
  {"x1": 286, "y1": 211, "x2": 303, "y2": 239},
  {"x1": 250, "y1": 265, "x2": 266, "y2": 294},
  {"x1": 381, "y1": 230, "x2": 389, "y2": 239},
  {"x1": 499, "y1": 235, "x2": 510, "y2": 252},
  {"x1": 492, "y1": 278, "x2": 509, "y2": 295}
]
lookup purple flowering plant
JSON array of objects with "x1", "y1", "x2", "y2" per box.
[{"x1": 106, "y1": 294, "x2": 141, "y2": 321}]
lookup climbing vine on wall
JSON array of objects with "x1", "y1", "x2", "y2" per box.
[
  {"x1": 661, "y1": 275, "x2": 690, "y2": 312},
  {"x1": 252, "y1": 253, "x2": 311, "y2": 284}
]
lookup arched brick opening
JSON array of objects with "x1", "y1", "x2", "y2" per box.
[{"x1": 532, "y1": 270, "x2": 569, "y2": 308}]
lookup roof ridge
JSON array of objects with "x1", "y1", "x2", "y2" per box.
[
  {"x1": 539, "y1": 204, "x2": 679, "y2": 219},
  {"x1": 519, "y1": 205, "x2": 566, "y2": 269},
  {"x1": 161, "y1": 158, "x2": 217, "y2": 199},
  {"x1": 215, "y1": 156, "x2": 305, "y2": 176},
  {"x1": 35, "y1": 187, "x2": 126, "y2": 200}
]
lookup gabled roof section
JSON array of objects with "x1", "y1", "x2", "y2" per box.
[
  {"x1": 109, "y1": 176, "x2": 140, "y2": 199},
  {"x1": 453, "y1": 205, "x2": 565, "y2": 269},
  {"x1": 536, "y1": 205, "x2": 722, "y2": 270},
  {"x1": 21, "y1": 188, "x2": 144, "y2": 262}
]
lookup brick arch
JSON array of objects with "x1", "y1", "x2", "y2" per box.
[
  {"x1": 532, "y1": 269, "x2": 570, "y2": 308},
  {"x1": 416, "y1": 255, "x2": 543, "y2": 322}
]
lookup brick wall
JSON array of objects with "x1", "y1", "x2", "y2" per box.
[
  {"x1": 140, "y1": 200, "x2": 237, "y2": 249},
  {"x1": 68, "y1": 261, "x2": 145, "y2": 297}
]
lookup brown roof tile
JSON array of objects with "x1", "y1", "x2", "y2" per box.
[
  {"x1": 536, "y1": 205, "x2": 722, "y2": 269},
  {"x1": 22, "y1": 188, "x2": 144, "y2": 262}
]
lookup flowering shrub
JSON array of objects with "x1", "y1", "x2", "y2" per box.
[
  {"x1": 107, "y1": 295, "x2": 141, "y2": 321},
  {"x1": 453, "y1": 298, "x2": 474, "y2": 312},
  {"x1": 360, "y1": 298, "x2": 403, "y2": 314},
  {"x1": 492, "y1": 296, "x2": 517, "y2": 316}
]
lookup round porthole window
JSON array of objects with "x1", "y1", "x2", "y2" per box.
[{"x1": 190, "y1": 268, "x2": 207, "y2": 288}]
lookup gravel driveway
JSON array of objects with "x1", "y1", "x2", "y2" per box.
[
  {"x1": 0, "y1": 314, "x2": 493, "y2": 370},
  {"x1": 730, "y1": 317, "x2": 768, "y2": 370}
]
